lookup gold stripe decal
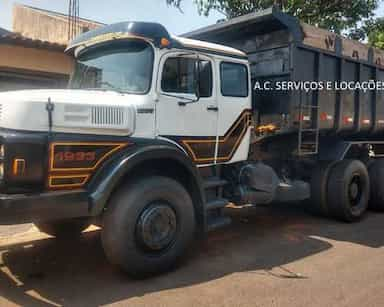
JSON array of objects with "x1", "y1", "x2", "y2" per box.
[
  {"x1": 49, "y1": 174, "x2": 90, "y2": 189},
  {"x1": 48, "y1": 142, "x2": 129, "y2": 190},
  {"x1": 179, "y1": 110, "x2": 252, "y2": 164},
  {"x1": 49, "y1": 142, "x2": 128, "y2": 172}
]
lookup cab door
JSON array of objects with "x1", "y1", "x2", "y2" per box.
[
  {"x1": 156, "y1": 52, "x2": 218, "y2": 164},
  {"x1": 216, "y1": 60, "x2": 252, "y2": 164}
]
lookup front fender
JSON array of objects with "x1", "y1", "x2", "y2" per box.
[{"x1": 87, "y1": 144, "x2": 205, "y2": 217}]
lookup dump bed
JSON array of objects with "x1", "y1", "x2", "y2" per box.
[{"x1": 185, "y1": 7, "x2": 384, "y2": 135}]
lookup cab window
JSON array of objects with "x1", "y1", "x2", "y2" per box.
[
  {"x1": 220, "y1": 62, "x2": 248, "y2": 97},
  {"x1": 161, "y1": 57, "x2": 213, "y2": 97}
]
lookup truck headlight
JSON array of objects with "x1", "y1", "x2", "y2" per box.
[{"x1": 0, "y1": 145, "x2": 4, "y2": 158}]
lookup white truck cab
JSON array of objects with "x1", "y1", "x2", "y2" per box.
[
  {"x1": 0, "y1": 22, "x2": 257, "y2": 276},
  {"x1": 0, "y1": 22, "x2": 252, "y2": 165}
]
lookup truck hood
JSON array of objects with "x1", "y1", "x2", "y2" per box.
[
  {"x1": 0, "y1": 89, "x2": 147, "y2": 107},
  {"x1": 0, "y1": 89, "x2": 145, "y2": 136}
]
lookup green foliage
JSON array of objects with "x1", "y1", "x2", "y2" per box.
[
  {"x1": 348, "y1": 17, "x2": 384, "y2": 49},
  {"x1": 167, "y1": 0, "x2": 379, "y2": 34},
  {"x1": 366, "y1": 18, "x2": 384, "y2": 49}
]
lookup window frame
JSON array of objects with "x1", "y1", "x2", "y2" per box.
[
  {"x1": 220, "y1": 61, "x2": 249, "y2": 98},
  {"x1": 160, "y1": 54, "x2": 214, "y2": 98},
  {"x1": 71, "y1": 39, "x2": 155, "y2": 95}
]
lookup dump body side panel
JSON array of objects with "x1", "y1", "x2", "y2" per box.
[
  {"x1": 290, "y1": 45, "x2": 382, "y2": 135},
  {"x1": 185, "y1": 8, "x2": 384, "y2": 138}
]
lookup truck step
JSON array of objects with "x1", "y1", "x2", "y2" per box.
[
  {"x1": 203, "y1": 177, "x2": 228, "y2": 189},
  {"x1": 206, "y1": 198, "x2": 229, "y2": 211},
  {"x1": 207, "y1": 216, "x2": 232, "y2": 232}
]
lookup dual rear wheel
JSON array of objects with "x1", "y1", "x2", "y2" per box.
[
  {"x1": 311, "y1": 158, "x2": 384, "y2": 222},
  {"x1": 327, "y1": 160, "x2": 370, "y2": 222},
  {"x1": 368, "y1": 159, "x2": 384, "y2": 211}
]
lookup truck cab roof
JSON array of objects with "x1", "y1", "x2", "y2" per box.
[{"x1": 66, "y1": 21, "x2": 247, "y2": 59}]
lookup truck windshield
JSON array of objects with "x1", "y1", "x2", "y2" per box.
[{"x1": 69, "y1": 40, "x2": 154, "y2": 94}]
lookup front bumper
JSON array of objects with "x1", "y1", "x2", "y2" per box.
[{"x1": 0, "y1": 189, "x2": 90, "y2": 225}]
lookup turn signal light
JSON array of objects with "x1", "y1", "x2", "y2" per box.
[
  {"x1": 160, "y1": 37, "x2": 171, "y2": 48},
  {"x1": 13, "y1": 159, "x2": 26, "y2": 176}
]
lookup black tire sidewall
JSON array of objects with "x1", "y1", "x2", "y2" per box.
[
  {"x1": 327, "y1": 160, "x2": 369, "y2": 222},
  {"x1": 368, "y1": 159, "x2": 384, "y2": 211},
  {"x1": 101, "y1": 176, "x2": 195, "y2": 276},
  {"x1": 310, "y1": 161, "x2": 337, "y2": 216}
]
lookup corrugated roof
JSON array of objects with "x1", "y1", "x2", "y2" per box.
[{"x1": 0, "y1": 31, "x2": 67, "y2": 51}]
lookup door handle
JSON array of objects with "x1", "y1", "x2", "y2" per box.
[{"x1": 207, "y1": 106, "x2": 218, "y2": 111}]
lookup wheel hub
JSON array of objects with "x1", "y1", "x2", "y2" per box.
[
  {"x1": 136, "y1": 203, "x2": 177, "y2": 251},
  {"x1": 349, "y1": 183, "x2": 359, "y2": 199},
  {"x1": 348, "y1": 175, "x2": 362, "y2": 206}
]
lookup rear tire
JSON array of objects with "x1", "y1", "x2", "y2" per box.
[
  {"x1": 368, "y1": 159, "x2": 384, "y2": 211},
  {"x1": 101, "y1": 176, "x2": 195, "y2": 277},
  {"x1": 34, "y1": 218, "x2": 91, "y2": 238},
  {"x1": 309, "y1": 161, "x2": 336, "y2": 216},
  {"x1": 327, "y1": 160, "x2": 369, "y2": 222}
]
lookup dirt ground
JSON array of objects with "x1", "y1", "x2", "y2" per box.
[{"x1": 0, "y1": 203, "x2": 383, "y2": 307}]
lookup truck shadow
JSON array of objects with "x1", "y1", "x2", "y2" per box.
[{"x1": 1, "y1": 203, "x2": 383, "y2": 306}]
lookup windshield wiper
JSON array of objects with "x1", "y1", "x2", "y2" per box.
[
  {"x1": 161, "y1": 93, "x2": 195, "y2": 101},
  {"x1": 99, "y1": 81, "x2": 124, "y2": 93},
  {"x1": 84, "y1": 82, "x2": 125, "y2": 93}
]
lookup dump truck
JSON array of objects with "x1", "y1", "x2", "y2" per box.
[{"x1": 0, "y1": 7, "x2": 384, "y2": 276}]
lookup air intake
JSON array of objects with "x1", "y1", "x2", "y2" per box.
[
  {"x1": 91, "y1": 106, "x2": 125, "y2": 126},
  {"x1": 55, "y1": 103, "x2": 135, "y2": 136}
]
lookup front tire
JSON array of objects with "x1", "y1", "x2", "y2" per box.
[
  {"x1": 101, "y1": 176, "x2": 195, "y2": 277},
  {"x1": 327, "y1": 160, "x2": 370, "y2": 222}
]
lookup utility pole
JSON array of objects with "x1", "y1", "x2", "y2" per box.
[{"x1": 68, "y1": 0, "x2": 80, "y2": 41}]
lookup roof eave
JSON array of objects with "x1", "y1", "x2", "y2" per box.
[{"x1": 0, "y1": 35, "x2": 67, "y2": 52}]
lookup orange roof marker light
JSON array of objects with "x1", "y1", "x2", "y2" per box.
[
  {"x1": 160, "y1": 37, "x2": 171, "y2": 48},
  {"x1": 66, "y1": 22, "x2": 173, "y2": 53}
]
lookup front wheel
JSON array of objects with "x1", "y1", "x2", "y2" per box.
[
  {"x1": 327, "y1": 160, "x2": 370, "y2": 222},
  {"x1": 101, "y1": 176, "x2": 195, "y2": 277}
]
